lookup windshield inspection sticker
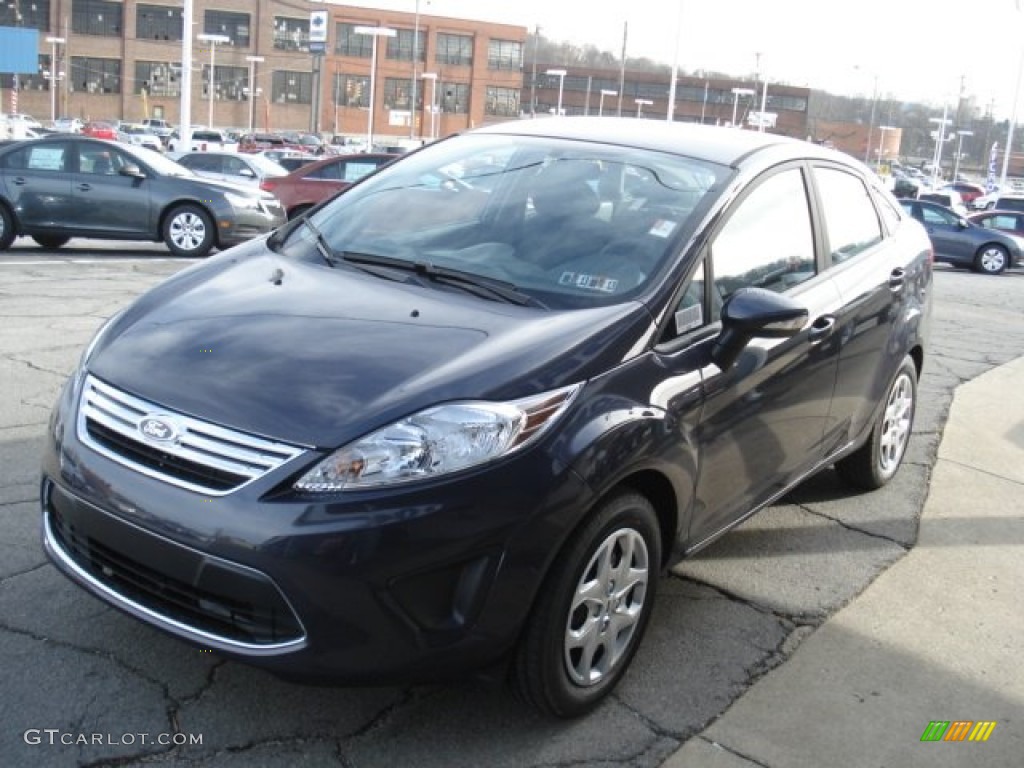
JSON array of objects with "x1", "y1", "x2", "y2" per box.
[
  {"x1": 649, "y1": 219, "x2": 678, "y2": 238},
  {"x1": 559, "y1": 272, "x2": 619, "y2": 293}
]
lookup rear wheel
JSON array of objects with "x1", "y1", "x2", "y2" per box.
[
  {"x1": 32, "y1": 235, "x2": 70, "y2": 249},
  {"x1": 974, "y1": 244, "x2": 1008, "y2": 275},
  {"x1": 0, "y1": 205, "x2": 15, "y2": 251},
  {"x1": 511, "y1": 491, "x2": 660, "y2": 717},
  {"x1": 163, "y1": 204, "x2": 215, "y2": 257},
  {"x1": 835, "y1": 355, "x2": 917, "y2": 490}
]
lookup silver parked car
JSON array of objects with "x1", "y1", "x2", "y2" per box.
[{"x1": 174, "y1": 151, "x2": 288, "y2": 187}]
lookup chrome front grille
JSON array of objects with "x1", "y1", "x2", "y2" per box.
[{"x1": 77, "y1": 375, "x2": 306, "y2": 495}]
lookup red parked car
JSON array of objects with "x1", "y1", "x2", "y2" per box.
[
  {"x1": 81, "y1": 121, "x2": 118, "y2": 140},
  {"x1": 260, "y1": 153, "x2": 394, "y2": 219}
]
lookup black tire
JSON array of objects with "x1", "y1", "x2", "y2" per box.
[
  {"x1": 835, "y1": 355, "x2": 917, "y2": 490},
  {"x1": 162, "y1": 204, "x2": 215, "y2": 258},
  {"x1": 0, "y1": 205, "x2": 15, "y2": 251},
  {"x1": 32, "y1": 234, "x2": 70, "y2": 249},
  {"x1": 511, "y1": 491, "x2": 661, "y2": 718},
  {"x1": 973, "y1": 244, "x2": 1008, "y2": 275},
  {"x1": 287, "y1": 204, "x2": 312, "y2": 221}
]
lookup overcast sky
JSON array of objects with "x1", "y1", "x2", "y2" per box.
[{"x1": 337, "y1": 0, "x2": 1024, "y2": 118}]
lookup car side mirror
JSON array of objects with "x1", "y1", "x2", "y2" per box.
[
  {"x1": 711, "y1": 287, "x2": 808, "y2": 369},
  {"x1": 239, "y1": 168, "x2": 255, "y2": 178},
  {"x1": 119, "y1": 163, "x2": 145, "y2": 179},
  {"x1": 957, "y1": 218, "x2": 968, "y2": 228}
]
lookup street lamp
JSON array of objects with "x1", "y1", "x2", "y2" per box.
[
  {"x1": 45, "y1": 36, "x2": 65, "y2": 122},
  {"x1": 197, "y1": 33, "x2": 229, "y2": 129},
  {"x1": 855, "y1": 67, "x2": 880, "y2": 164},
  {"x1": 421, "y1": 71, "x2": 438, "y2": 140},
  {"x1": 545, "y1": 68, "x2": 567, "y2": 115},
  {"x1": 730, "y1": 87, "x2": 754, "y2": 127},
  {"x1": 634, "y1": 98, "x2": 652, "y2": 118},
  {"x1": 354, "y1": 26, "x2": 396, "y2": 150},
  {"x1": 245, "y1": 55, "x2": 264, "y2": 133},
  {"x1": 598, "y1": 89, "x2": 617, "y2": 117}
]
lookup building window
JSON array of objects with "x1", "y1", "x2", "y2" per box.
[
  {"x1": 440, "y1": 81, "x2": 468, "y2": 113},
  {"x1": 336, "y1": 23, "x2": 373, "y2": 57},
  {"x1": 485, "y1": 86, "x2": 519, "y2": 116},
  {"x1": 70, "y1": 57, "x2": 121, "y2": 94},
  {"x1": 0, "y1": 55, "x2": 51, "y2": 90},
  {"x1": 273, "y1": 71, "x2": 312, "y2": 104},
  {"x1": 487, "y1": 39, "x2": 521, "y2": 71},
  {"x1": 0, "y1": 0, "x2": 50, "y2": 30},
  {"x1": 386, "y1": 29, "x2": 425, "y2": 62},
  {"x1": 204, "y1": 10, "x2": 250, "y2": 48},
  {"x1": 435, "y1": 33, "x2": 473, "y2": 67},
  {"x1": 135, "y1": 61, "x2": 181, "y2": 96},
  {"x1": 72, "y1": 0, "x2": 123, "y2": 37},
  {"x1": 274, "y1": 16, "x2": 309, "y2": 52},
  {"x1": 334, "y1": 74, "x2": 369, "y2": 107},
  {"x1": 202, "y1": 65, "x2": 248, "y2": 101},
  {"x1": 383, "y1": 77, "x2": 422, "y2": 110},
  {"x1": 136, "y1": 4, "x2": 182, "y2": 42}
]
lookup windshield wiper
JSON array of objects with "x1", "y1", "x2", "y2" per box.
[
  {"x1": 340, "y1": 252, "x2": 544, "y2": 308},
  {"x1": 301, "y1": 217, "x2": 335, "y2": 267}
]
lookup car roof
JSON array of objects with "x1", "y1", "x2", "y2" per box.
[{"x1": 472, "y1": 116, "x2": 840, "y2": 168}]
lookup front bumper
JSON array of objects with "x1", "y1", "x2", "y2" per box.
[
  {"x1": 217, "y1": 201, "x2": 285, "y2": 247},
  {"x1": 41, "y1": 374, "x2": 593, "y2": 683}
]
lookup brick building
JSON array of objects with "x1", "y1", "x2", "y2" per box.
[
  {"x1": 2, "y1": 0, "x2": 526, "y2": 137},
  {"x1": 1, "y1": 1, "x2": 811, "y2": 143}
]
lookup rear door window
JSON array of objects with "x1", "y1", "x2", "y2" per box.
[{"x1": 813, "y1": 166, "x2": 883, "y2": 264}]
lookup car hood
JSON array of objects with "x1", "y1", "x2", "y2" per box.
[
  {"x1": 175, "y1": 174, "x2": 271, "y2": 199},
  {"x1": 87, "y1": 247, "x2": 654, "y2": 448}
]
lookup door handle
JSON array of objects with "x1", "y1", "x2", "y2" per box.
[
  {"x1": 76, "y1": 183, "x2": 92, "y2": 191},
  {"x1": 888, "y1": 267, "x2": 906, "y2": 291},
  {"x1": 12, "y1": 177, "x2": 26, "y2": 185},
  {"x1": 808, "y1": 315, "x2": 837, "y2": 343}
]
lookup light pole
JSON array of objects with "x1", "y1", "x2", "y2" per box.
[
  {"x1": 929, "y1": 109, "x2": 952, "y2": 187},
  {"x1": 546, "y1": 68, "x2": 566, "y2": 115},
  {"x1": 197, "y1": 33, "x2": 229, "y2": 129},
  {"x1": 45, "y1": 36, "x2": 65, "y2": 122},
  {"x1": 953, "y1": 129, "x2": 974, "y2": 180},
  {"x1": 245, "y1": 55, "x2": 264, "y2": 133},
  {"x1": 409, "y1": 0, "x2": 420, "y2": 139},
  {"x1": 634, "y1": 98, "x2": 652, "y2": 118},
  {"x1": 355, "y1": 26, "x2": 396, "y2": 149},
  {"x1": 855, "y1": 67, "x2": 879, "y2": 164},
  {"x1": 730, "y1": 87, "x2": 754, "y2": 127},
  {"x1": 598, "y1": 89, "x2": 617, "y2": 117},
  {"x1": 421, "y1": 72, "x2": 437, "y2": 140}
]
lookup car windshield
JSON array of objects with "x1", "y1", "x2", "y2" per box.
[
  {"x1": 122, "y1": 144, "x2": 195, "y2": 177},
  {"x1": 285, "y1": 134, "x2": 727, "y2": 309},
  {"x1": 247, "y1": 154, "x2": 289, "y2": 175}
]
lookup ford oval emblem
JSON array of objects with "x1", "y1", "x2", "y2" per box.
[{"x1": 138, "y1": 416, "x2": 179, "y2": 443}]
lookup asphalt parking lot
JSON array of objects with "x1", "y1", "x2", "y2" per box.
[{"x1": 1, "y1": 241, "x2": 1022, "y2": 767}]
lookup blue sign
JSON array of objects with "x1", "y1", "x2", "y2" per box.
[
  {"x1": 0, "y1": 27, "x2": 41, "y2": 74},
  {"x1": 310, "y1": 42, "x2": 326, "y2": 54}
]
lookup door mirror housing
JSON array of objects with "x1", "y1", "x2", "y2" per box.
[
  {"x1": 119, "y1": 163, "x2": 145, "y2": 179},
  {"x1": 712, "y1": 287, "x2": 808, "y2": 369}
]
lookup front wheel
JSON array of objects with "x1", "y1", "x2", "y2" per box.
[
  {"x1": 163, "y1": 204, "x2": 214, "y2": 258},
  {"x1": 0, "y1": 205, "x2": 15, "y2": 251},
  {"x1": 974, "y1": 244, "x2": 1008, "y2": 275},
  {"x1": 511, "y1": 491, "x2": 661, "y2": 718},
  {"x1": 835, "y1": 355, "x2": 917, "y2": 490}
]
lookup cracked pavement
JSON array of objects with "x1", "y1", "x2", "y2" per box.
[{"x1": 1, "y1": 249, "x2": 1022, "y2": 767}]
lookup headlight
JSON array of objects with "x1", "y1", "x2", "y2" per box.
[
  {"x1": 294, "y1": 383, "x2": 582, "y2": 492},
  {"x1": 224, "y1": 191, "x2": 260, "y2": 210}
]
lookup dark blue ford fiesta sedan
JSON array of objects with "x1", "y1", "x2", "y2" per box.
[{"x1": 41, "y1": 118, "x2": 932, "y2": 717}]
